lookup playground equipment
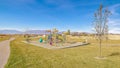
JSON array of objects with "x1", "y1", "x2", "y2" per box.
[
  {"x1": 39, "y1": 37, "x2": 43, "y2": 43},
  {"x1": 39, "y1": 28, "x2": 66, "y2": 46}
]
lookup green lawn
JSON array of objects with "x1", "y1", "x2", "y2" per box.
[{"x1": 5, "y1": 38, "x2": 120, "y2": 68}]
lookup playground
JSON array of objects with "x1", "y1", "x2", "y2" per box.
[
  {"x1": 23, "y1": 29, "x2": 89, "y2": 49},
  {"x1": 23, "y1": 41, "x2": 88, "y2": 49}
]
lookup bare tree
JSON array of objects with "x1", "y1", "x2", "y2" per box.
[{"x1": 93, "y1": 4, "x2": 111, "y2": 58}]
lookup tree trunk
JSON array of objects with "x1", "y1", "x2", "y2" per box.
[{"x1": 99, "y1": 37, "x2": 102, "y2": 58}]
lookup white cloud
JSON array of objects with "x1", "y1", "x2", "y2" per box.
[
  {"x1": 108, "y1": 4, "x2": 120, "y2": 34},
  {"x1": 108, "y1": 19, "x2": 120, "y2": 34},
  {"x1": 109, "y1": 19, "x2": 120, "y2": 26},
  {"x1": 44, "y1": 0, "x2": 71, "y2": 8},
  {"x1": 109, "y1": 3, "x2": 120, "y2": 15},
  {"x1": 109, "y1": 28, "x2": 120, "y2": 34},
  {"x1": 0, "y1": 28, "x2": 24, "y2": 31}
]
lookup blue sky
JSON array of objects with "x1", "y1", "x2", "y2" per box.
[{"x1": 0, "y1": 0, "x2": 120, "y2": 33}]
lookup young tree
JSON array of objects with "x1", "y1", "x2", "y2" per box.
[{"x1": 93, "y1": 4, "x2": 111, "y2": 58}]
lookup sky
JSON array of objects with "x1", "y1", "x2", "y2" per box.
[{"x1": 0, "y1": 0, "x2": 120, "y2": 33}]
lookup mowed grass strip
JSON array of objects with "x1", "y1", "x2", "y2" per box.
[{"x1": 5, "y1": 38, "x2": 120, "y2": 68}]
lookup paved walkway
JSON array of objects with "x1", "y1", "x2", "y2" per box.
[
  {"x1": 0, "y1": 38, "x2": 15, "y2": 68},
  {"x1": 23, "y1": 41, "x2": 89, "y2": 49}
]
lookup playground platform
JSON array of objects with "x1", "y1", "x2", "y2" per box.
[{"x1": 22, "y1": 41, "x2": 89, "y2": 49}]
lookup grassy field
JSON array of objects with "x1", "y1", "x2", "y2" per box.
[
  {"x1": 0, "y1": 35, "x2": 10, "y2": 41},
  {"x1": 5, "y1": 37, "x2": 120, "y2": 68}
]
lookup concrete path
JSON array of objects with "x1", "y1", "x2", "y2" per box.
[{"x1": 0, "y1": 38, "x2": 15, "y2": 68}]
